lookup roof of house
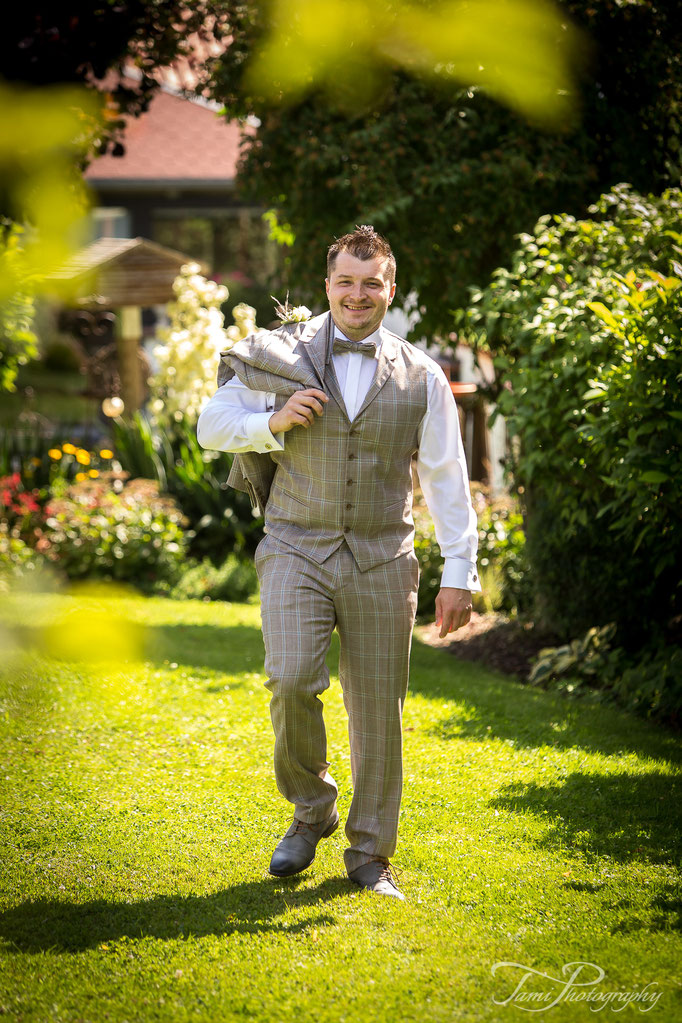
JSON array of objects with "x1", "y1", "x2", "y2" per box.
[
  {"x1": 84, "y1": 86, "x2": 249, "y2": 186},
  {"x1": 47, "y1": 236, "x2": 206, "y2": 306}
]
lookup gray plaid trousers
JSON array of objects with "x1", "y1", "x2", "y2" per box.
[{"x1": 255, "y1": 532, "x2": 419, "y2": 875}]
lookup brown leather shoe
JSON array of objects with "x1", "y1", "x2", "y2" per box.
[
  {"x1": 268, "y1": 809, "x2": 340, "y2": 877},
  {"x1": 348, "y1": 856, "x2": 405, "y2": 900}
]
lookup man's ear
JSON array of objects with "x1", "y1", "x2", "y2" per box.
[
  {"x1": 388, "y1": 282, "x2": 396, "y2": 304},
  {"x1": 325, "y1": 278, "x2": 330, "y2": 298}
]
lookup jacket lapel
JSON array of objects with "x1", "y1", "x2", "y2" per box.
[
  {"x1": 302, "y1": 312, "x2": 351, "y2": 422},
  {"x1": 352, "y1": 328, "x2": 398, "y2": 419}
]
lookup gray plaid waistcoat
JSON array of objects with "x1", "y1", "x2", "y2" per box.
[{"x1": 218, "y1": 312, "x2": 428, "y2": 571}]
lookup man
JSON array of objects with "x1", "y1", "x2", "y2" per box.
[{"x1": 197, "y1": 226, "x2": 481, "y2": 900}]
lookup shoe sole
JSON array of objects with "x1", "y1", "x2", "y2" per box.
[{"x1": 268, "y1": 815, "x2": 340, "y2": 877}]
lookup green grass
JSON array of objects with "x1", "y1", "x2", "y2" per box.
[{"x1": 0, "y1": 590, "x2": 680, "y2": 1022}]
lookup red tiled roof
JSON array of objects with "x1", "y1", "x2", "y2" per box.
[{"x1": 85, "y1": 87, "x2": 250, "y2": 183}]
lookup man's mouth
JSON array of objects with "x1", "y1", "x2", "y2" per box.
[{"x1": 344, "y1": 304, "x2": 371, "y2": 311}]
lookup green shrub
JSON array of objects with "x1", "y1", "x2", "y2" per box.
[
  {"x1": 413, "y1": 502, "x2": 444, "y2": 617},
  {"x1": 169, "y1": 554, "x2": 258, "y2": 603},
  {"x1": 0, "y1": 521, "x2": 45, "y2": 591},
  {"x1": 42, "y1": 473, "x2": 188, "y2": 591},
  {"x1": 413, "y1": 488, "x2": 531, "y2": 619},
  {"x1": 528, "y1": 624, "x2": 682, "y2": 727},
  {"x1": 465, "y1": 184, "x2": 682, "y2": 645},
  {"x1": 113, "y1": 412, "x2": 262, "y2": 563},
  {"x1": 0, "y1": 225, "x2": 38, "y2": 393},
  {"x1": 610, "y1": 645, "x2": 682, "y2": 725},
  {"x1": 475, "y1": 488, "x2": 532, "y2": 617}
]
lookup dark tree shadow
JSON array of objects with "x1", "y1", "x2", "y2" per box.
[
  {"x1": 0, "y1": 874, "x2": 357, "y2": 955},
  {"x1": 143, "y1": 623, "x2": 265, "y2": 676},
  {"x1": 409, "y1": 635, "x2": 682, "y2": 767},
  {"x1": 490, "y1": 770, "x2": 681, "y2": 872}
]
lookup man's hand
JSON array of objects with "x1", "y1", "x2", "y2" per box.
[
  {"x1": 435, "y1": 587, "x2": 473, "y2": 639},
  {"x1": 269, "y1": 388, "x2": 329, "y2": 434}
]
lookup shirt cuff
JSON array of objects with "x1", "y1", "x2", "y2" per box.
[
  {"x1": 245, "y1": 412, "x2": 285, "y2": 453},
  {"x1": 441, "y1": 558, "x2": 482, "y2": 592}
]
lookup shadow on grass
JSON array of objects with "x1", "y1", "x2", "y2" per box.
[
  {"x1": 490, "y1": 770, "x2": 681, "y2": 873},
  {"x1": 0, "y1": 874, "x2": 357, "y2": 954},
  {"x1": 409, "y1": 635, "x2": 682, "y2": 767},
  {"x1": 142, "y1": 623, "x2": 265, "y2": 678}
]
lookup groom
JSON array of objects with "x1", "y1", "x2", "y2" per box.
[{"x1": 197, "y1": 225, "x2": 481, "y2": 899}]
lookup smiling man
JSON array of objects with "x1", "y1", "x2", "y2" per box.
[{"x1": 197, "y1": 225, "x2": 480, "y2": 900}]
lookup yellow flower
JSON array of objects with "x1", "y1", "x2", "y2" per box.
[
  {"x1": 99, "y1": 449, "x2": 114, "y2": 459},
  {"x1": 62, "y1": 443, "x2": 77, "y2": 454},
  {"x1": 75, "y1": 472, "x2": 87, "y2": 482},
  {"x1": 48, "y1": 449, "x2": 62, "y2": 460},
  {"x1": 31, "y1": 457, "x2": 42, "y2": 466},
  {"x1": 88, "y1": 469, "x2": 99, "y2": 478},
  {"x1": 76, "y1": 449, "x2": 91, "y2": 465}
]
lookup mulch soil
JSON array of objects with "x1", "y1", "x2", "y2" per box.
[{"x1": 416, "y1": 612, "x2": 559, "y2": 680}]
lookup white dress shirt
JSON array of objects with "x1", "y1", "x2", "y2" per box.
[{"x1": 197, "y1": 323, "x2": 481, "y2": 591}]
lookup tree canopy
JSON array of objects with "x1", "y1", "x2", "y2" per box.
[
  {"x1": 209, "y1": 0, "x2": 682, "y2": 337},
  {"x1": 3, "y1": 1, "x2": 229, "y2": 158}
]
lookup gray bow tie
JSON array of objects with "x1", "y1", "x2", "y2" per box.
[{"x1": 332, "y1": 337, "x2": 378, "y2": 357}]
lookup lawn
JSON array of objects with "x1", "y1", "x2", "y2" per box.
[{"x1": 0, "y1": 588, "x2": 680, "y2": 1022}]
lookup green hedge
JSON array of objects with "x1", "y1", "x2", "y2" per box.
[{"x1": 465, "y1": 184, "x2": 682, "y2": 648}]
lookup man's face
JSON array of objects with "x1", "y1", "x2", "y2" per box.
[{"x1": 325, "y1": 250, "x2": 396, "y2": 341}]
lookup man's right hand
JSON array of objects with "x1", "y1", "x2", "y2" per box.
[{"x1": 268, "y1": 389, "x2": 329, "y2": 434}]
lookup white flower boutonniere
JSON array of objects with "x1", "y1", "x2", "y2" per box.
[{"x1": 272, "y1": 294, "x2": 312, "y2": 325}]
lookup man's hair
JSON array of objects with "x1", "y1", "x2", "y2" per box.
[{"x1": 327, "y1": 225, "x2": 396, "y2": 284}]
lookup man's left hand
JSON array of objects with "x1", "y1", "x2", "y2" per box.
[{"x1": 435, "y1": 587, "x2": 473, "y2": 639}]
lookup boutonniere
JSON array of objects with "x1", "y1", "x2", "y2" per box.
[{"x1": 272, "y1": 293, "x2": 312, "y2": 325}]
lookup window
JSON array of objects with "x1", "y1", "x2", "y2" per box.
[{"x1": 151, "y1": 208, "x2": 276, "y2": 283}]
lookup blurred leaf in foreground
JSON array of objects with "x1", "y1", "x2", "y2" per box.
[
  {"x1": 0, "y1": 82, "x2": 98, "y2": 299},
  {"x1": 245, "y1": 0, "x2": 581, "y2": 125}
]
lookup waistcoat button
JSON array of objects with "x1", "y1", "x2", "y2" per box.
[
  {"x1": 348, "y1": 452, "x2": 355, "y2": 459},
  {"x1": 347, "y1": 479, "x2": 353, "y2": 485},
  {"x1": 345, "y1": 503, "x2": 352, "y2": 510}
]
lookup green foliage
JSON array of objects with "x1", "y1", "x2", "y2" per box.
[
  {"x1": 113, "y1": 413, "x2": 263, "y2": 562},
  {"x1": 529, "y1": 624, "x2": 620, "y2": 691},
  {"x1": 2, "y1": 3, "x2": 229, "y2": 160},
  {"x1": 413, "y1": 488, "x2": 531, "y2": 618},
  {"x1": 465, "y1": 184, "x2": 682, "y2": 643},
  {"x1": 413, "y1": 502, "x2": 445, "y2": 617},
  {"x1": 0, "y1": 521, "x2": 44, "y2": 589},
  {"x1": 529, "y1": 624, "x2": 682, "y2": 726},
  {"x1": 41, "y1": 473, "x2": 188, "y2": 591},
  {"x1": 475, "y1": 488, "x2": 532, "y2": 617},
  {"x1": 169, "y1": 554, "x2": 258, "y2": 603},
  {"x1": 209, "y1": 1, "x2": 682, "y2": 338},
  {"x1": 0, "y1": 225, "x2": 38, "y2": 392},
  {"x1": 610, "y1": 645, "x2": 682, "y2": 725},
  {"x1": 581, "y1": 269, "x2": 682, "y2": 580}
]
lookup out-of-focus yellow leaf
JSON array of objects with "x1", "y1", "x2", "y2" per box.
[
  {"x1": 245, "y1": 0, "x2": 581, "y2": 124},
  {"x1": 40, "y1": 582, "x2": 145, "y2": 665},
  {"x1": 0, "y1": 83, "x2": 99, "y2": 299}
]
